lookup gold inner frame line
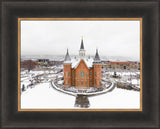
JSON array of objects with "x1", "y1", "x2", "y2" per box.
[{"x1": 18, "y1": 18, "x2": 142, "y2": 111}]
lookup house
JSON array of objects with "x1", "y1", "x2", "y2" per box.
[{"x1": 63, "y1": 37, "x2": 102, "y2": 88}]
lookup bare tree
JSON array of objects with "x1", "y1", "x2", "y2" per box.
[{"x1": 21, "y1": 60, "x2": 37, "y2": 72}]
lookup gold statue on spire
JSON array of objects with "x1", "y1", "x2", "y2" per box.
[{"x1": 81, "y1": 36, "x2": 83, "y2": 40}]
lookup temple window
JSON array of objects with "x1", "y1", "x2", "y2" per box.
[
  {"x1": 81, "y1": 71, "x2": 84, "y2": 77},
  {"x1": 81, "y1": 80, "x2": 83, "y2": 85}
]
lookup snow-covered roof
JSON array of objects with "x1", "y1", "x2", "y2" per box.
[{"x1": 71, "y1": 58, "x2": 93, "y2": 69}]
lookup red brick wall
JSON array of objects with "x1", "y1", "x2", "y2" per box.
[
  {"x1": 93, "y1": 64, "x2": 102, "y2": 87},
  {"x1": 63, "y1": 61, "x2": 102, "y2": 88},
  {"x1": 75, "y1": 60, "x2": 89, "y2": 88},
  {"x1": 89, "y1": 69, "x2": 94, "y2": 86},
  {"x1": 71, "y1": 69, "x2": 75, "y2": 85},
  {"x1": 63, "y1": 64, "x2": 71, "y2": 86}
]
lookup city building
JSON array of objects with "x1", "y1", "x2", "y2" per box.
[
  {"x1": 63, "y1": 37, "x2": 102, "y2": 88},
  {"x1": 37, "y1": 59, "x2": 50, "y2": 67},
  {"x1": 102, "y1": 61, "x2": 140, "y2": 70}
]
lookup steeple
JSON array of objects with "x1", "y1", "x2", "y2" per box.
[
  {"x1": 79, "y1": 36, "x2": 86, "y2": 58},
  {"x1": 80, "y1": 36, "x2": 84, "y2": 50},
  {"x1": 93, "y1": 49, "x2": 101, "y2": 63},
  {"x1": 64, "y1": 48, "x2": 71, "y2": 63}
]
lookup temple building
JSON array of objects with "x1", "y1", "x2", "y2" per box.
[{"x1": 63, "y1": 36, "x2": 102, "y2": 88}]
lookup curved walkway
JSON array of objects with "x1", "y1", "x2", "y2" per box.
[
  {"x1": 50, "y1": 80, "x2": 116, "y2": 97},
  {"x1": 50, "y1": 82, "x2": 76, "y2": 96}
]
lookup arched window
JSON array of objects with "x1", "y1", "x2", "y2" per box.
[
  {"x1": 81, "y1": 80, "x2": 83, "y2": 85},
  {"x1": 81, "y1": 71, "x2": 84, "y2": 77}
]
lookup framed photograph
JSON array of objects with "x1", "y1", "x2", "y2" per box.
[
  {"x1": 19, "y1": 18, "x2": 142, "y2": 111},
  {"x1": 1, "y1": 0, "x2": 159, "y2": 128}
]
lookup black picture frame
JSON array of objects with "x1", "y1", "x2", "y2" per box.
[{"x1": 1, "y1": 0, "x2": 159, "y2": 128}]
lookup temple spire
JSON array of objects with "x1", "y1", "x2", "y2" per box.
[
  {"x1": 79, "y1": 36, "x2": 85, "y2": 58},
  {"x1": 93, "y1": 49, "x2": 101, "y2": 63},
  {"x1": 64, "y1": 48, "x2": 71, "y2": 63},
  {"x1": 80, "y1": 36, "x2": 84, "y2": 50}
]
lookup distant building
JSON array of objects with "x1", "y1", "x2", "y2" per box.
[
  {"x1": 63, "y1": 36, "x2": 102, "y2": 88},
  {"x1": 37, "y1": 59, "x2": 50, "y2": 67},
  {"x1": 49, "y1": 61, "x2": 63, "y2": 66},
  {"x1": 102, "y1": 61, "x2": 140, "y2": 70}
]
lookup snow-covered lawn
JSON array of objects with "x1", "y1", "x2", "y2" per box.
[
  {"x1": 21, "y1": 83, "x2": 75, "y2": 109},
  {"x1": 20, "y1": 68, "x2": 140, "y2": 109},
  {"x1": 21, "y1": 83, "x2": 140, "y2": 109},
  {"x1": 89, "y1": 88, "x2": 140, "y2": 109}
]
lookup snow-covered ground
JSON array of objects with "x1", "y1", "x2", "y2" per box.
[
  {"x1": 20, "y1": 67, "x2": 140, "y2": 109},
  {"x1": 21, "y1": 82, "x2": 140, "y2": 109},
  {"x1": 21, "y1": 83, "x2": 75, "y2": 109},
  {"x1": 89, "y1": 87, "x2": 140, "y2": 109}
]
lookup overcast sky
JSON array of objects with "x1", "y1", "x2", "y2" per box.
[{"x1": 21, "y1": 20, "x2": 140, "y2": 60}]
